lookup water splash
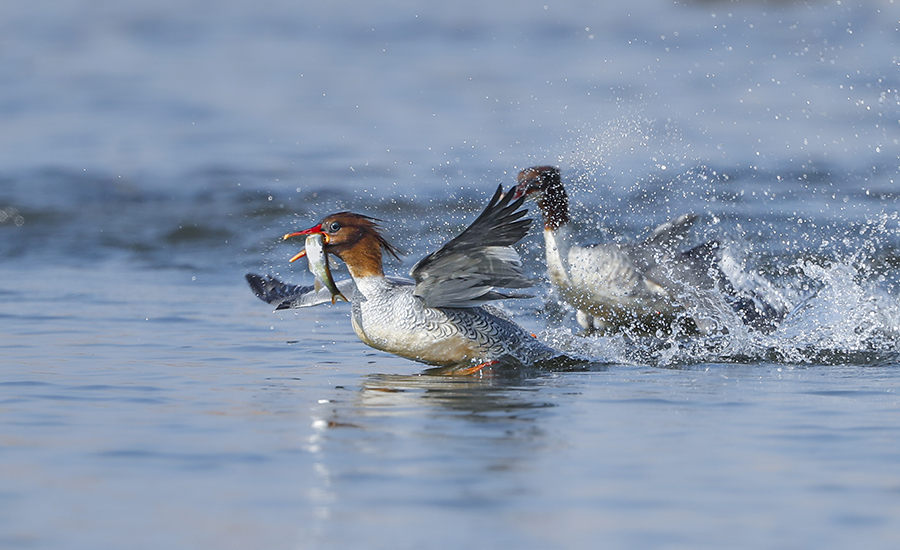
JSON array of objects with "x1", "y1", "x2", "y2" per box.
[
  {"x1": 773, "y1": 260, "x2": 900, "y2": 363},
  {"x1": 536, "y1": 215, "x2": 900, "y2": 369}
]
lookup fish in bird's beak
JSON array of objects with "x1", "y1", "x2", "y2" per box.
[
  {"x1": 283, "y1": 224, "x2": 328, "y2": 263},
  {"x1": 283, "y1": 225, "x2": 347, "y2": 303}
]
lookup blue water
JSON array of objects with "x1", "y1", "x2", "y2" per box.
[{"x1": 2, "y1": 0, "x2": 900, "y2": 548}]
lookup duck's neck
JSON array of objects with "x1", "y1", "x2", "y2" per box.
[
  {"x1": 535, "y1": 181, "x2": 572, "y2": 286},
  {"x1": 335, "y1": 234, "x2": 386, "y2": 279},
  {"x1": 535, "y1": 181, "x2": 570, "y2": 231},
  {"x1": 543, "y1": 224, "x2": 572, "y2": 288}
]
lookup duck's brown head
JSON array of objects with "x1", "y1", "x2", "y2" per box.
[{"x1": 284, "y1": 212, "x2": 401, "y2": 278}]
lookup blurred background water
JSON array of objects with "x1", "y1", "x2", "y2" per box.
[{"x1": 2, "y1": 0, "x2": 900, "y2": 548}]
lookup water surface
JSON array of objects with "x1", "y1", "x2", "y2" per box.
[{"x1": 2, "y1": 1, "x2": 900, "y2": 549}]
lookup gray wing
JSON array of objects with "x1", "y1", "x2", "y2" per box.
[
  {"x1": 245, "y1": 273, "x2": 356, "y2": 310},
  {"x1": 628, "y1": 214, "x2": 702, "y2": 274},
  {"x1": 633, "y1": 214, "x2": 717, "y2": 290},
  {"x1": 642, "y1": 214, "x2": 698, "y2": 251},
  {"x1": 641, "y1": 224, "x2": 788, "y2": 332},
  {"x1": 410, "y1": 185, "x2": 535, "y2": 309}
]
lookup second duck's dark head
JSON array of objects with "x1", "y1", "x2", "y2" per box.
[{"x1": 511, "y1": 166, "x2": 569, "y2": 231}]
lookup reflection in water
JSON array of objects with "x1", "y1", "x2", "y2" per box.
[
  {"x1": 359, "y1": 372, "x2": 557, "y2": 414},
  {"x1": 309, "y1": 369, "x2": 575, "y2": 439},
  {"x1": 301, "y1": 368, "x2": 596, "y2": 547}
]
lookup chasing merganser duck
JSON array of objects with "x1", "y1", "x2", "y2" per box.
[
  {"x1": 511, "y1": 165, "x2": 786, "y2": 335},
  {"x1": 246, "y1": 186, "x2": 560, "y2": 374}
]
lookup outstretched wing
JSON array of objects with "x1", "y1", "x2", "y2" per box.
[
  {"x1": 245, "y1": 273, "x2": 356, "y2": 310},
  {"x1": 410, "y1": 185, "x2": 535, "y2": 308}
]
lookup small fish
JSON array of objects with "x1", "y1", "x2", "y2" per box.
[{"x1": 297, "y1": 233, "x2": 348, "y2": 304}]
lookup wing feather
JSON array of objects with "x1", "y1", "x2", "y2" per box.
[
  {"x1": 245, "y1": 273, "x2": 356, "y2": 310},
  {"x1": 410, "y1": 185, "x2": 535, "y2": 308}
]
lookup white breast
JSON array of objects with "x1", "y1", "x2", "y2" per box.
[{"x1": 543, "y1": 226, "x2": 679, "y2": 331}]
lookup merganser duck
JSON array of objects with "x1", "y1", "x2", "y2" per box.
[
  {"x1": 246, "y1": 186, "x2": 560, "y2": 374},
  {"x1": 511, "y1": 166, "x2": 785, "y2": 335}
]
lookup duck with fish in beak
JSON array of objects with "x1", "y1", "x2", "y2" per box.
[{"x1": 246, "y1": 186, "x2": 568, "y2": 375}]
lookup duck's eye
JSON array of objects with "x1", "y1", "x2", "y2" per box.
[{"x1": 328, "y1": 221, "x2": 341, "y2": 233}]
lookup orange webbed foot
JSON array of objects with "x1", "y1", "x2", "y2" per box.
[{"x1": 450, "y1": 359, "x2": 499, "y2": 376}]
